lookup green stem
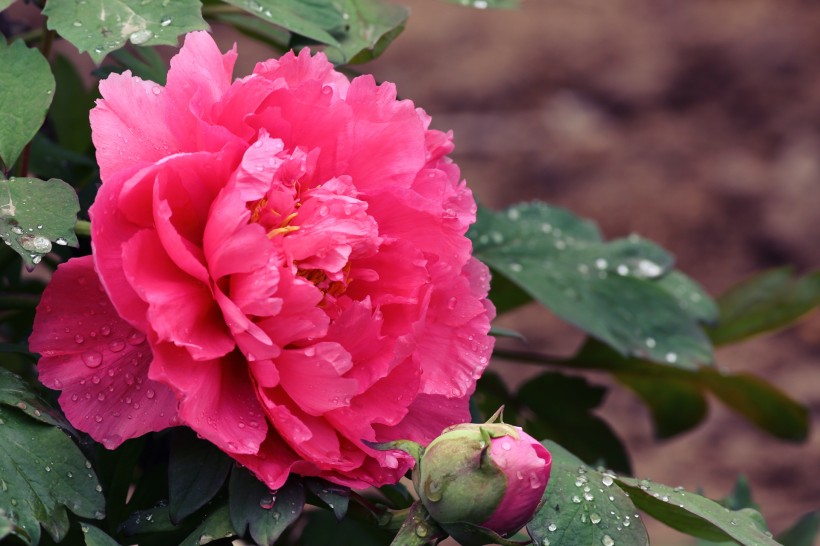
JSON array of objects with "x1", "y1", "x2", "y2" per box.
[{"x1": 74, "y1": 220, "x2": 91, "y2": 237}]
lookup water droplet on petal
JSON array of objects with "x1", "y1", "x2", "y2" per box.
[
  {"x1": 109, "y1": 339, "x2": 125, "y2": 353},
  {"x1": 82, "y1": 350, "x2": 103, "y2": 368}
]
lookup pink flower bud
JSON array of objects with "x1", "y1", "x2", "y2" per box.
[{"x1": 418, "y1": 422, "x2": 552, "y2": 537}]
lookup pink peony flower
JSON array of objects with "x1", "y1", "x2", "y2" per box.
[{"x1": 29, "y1": 31, "x2": 495, "y2": 489}]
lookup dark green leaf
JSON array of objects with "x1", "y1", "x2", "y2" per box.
[
  {"x1": 570, "y1": 340, "x2": 809, "y2": 441},
  {"x1": 179, "y1": 503, "x2": 235, "y2": 546},
  {"x1": 120, "y1": 504, "x2": 177, "y2": 536},
  {"x1": 169, "y1": 429, "x2": 232, "y2": 524},
  {"x1": 698, "y1": 369, "x2": 809, "y2": 441},
  {"x1": 81, "y1": 524, "x2": 121, "y2": 546},
  {"x1": 27, "y1": 134, "x2": 97, "y2": 183},
  {"x1": 656, "y1": 271, "x2": 719, "y2": 324},
  {"x1": 300, "y1": 508, "x2": 393, "y2": 546},
  {"x1": 324, "y1": 0, "x2": 409, "y2": 64},
  {"x1": 222, "y1": 0, "x2": 341, "y2": 47},
  {"x1": 229, "y1": 468, "x2": 305, "y2": 546},
  {"x1": 709, "y1": 268, "x2": 820, "y2": 345},
  {"x1": 49, "y1": 55, "x2": 95, "y2": 153},
  {"x1": 528, "y1": 441, "x2": 648, "y2": 546},
  {"x1": 0, "y1": 39, "x2": 55, "y2": 169},
  {"x1": 615, "y1": 477, "x2": 778, "y2": 545},
  {"x1": 305, "y1": 478, "x2": 350, "y2": 520},
  {"x1": 0, "y1": 177, "x2": 80, "y2": 269},
  {"x1": 518, "y1": 372, "x2": 631, "y2": 472},
  {"x1": 471, "y1": 203, "x2": 714, "y2": 368},
  {"x1": 776, "y1": 512, "x2": 819, "y2": 546},
  {"x1": 0, "y1": 406, "x2": 105, "y2": 545},
  {"x1": 43, "y1": 0, "x2": 208, "y2": 63},
  {"x1": 0, "y1": 368, "x2": 65, "y2": 427},
  {"x1": 615, "y1": 372, "x2": 708, "y2": 438},
  {"x1": 109, "y1": 46, "x2": 169, "y2": 85}
]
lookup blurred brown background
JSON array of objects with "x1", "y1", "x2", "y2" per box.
[{"x1": 364, "y1": 1, "x2": 820, "y2": 544}]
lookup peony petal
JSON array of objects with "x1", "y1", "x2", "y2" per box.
[
  {"x1": 274, "y1": 344, "x2": 358, "y2": 416},
  {"x1": 375, "y1": 393, "x2": 472, "y2": 445},
  {"x1": 122, "y1": 230, "x2": 235, "y2": 360},
  {"x1": 150, "y1": 343, "x2": 267, "y2": 454},
  {"x1": 29, "y1": 256, "x2": 178, "y2": 448}
]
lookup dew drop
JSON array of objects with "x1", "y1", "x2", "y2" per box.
[
  {"x1": 259, "y1": 495, "x2": 274, "y2": 509},
  {"x1": 127, "y1": 331, "x2": 146, "y2": 345},
  {"x1": 146, "y1": 389, "x2": 155, "y2": 399},
  {"x1": 55, "y1": 237, "x2": 68, "y2": 246},
  {"x1": 665, "y1": 352, "x2": 678, "y2": 363},
  {"x1": 18, "y1": 234, "x2": 52, "y2": 253},
  {"x1": 602, "y1": 535, "x2": 614, "y2": 546},
  {"x1": 129, "y1": 29, "x2": 154, "y2": 45},
  {"x1": 590, "y1": 513, "x2": 601, "y2": 524},
  {"x1": 548, "y1": 523, "x2": 557, "y2": 532},
  {"x1": 109, "y1": 339, "x2": 125, "y2": 353},
  {"x1": 81, "y1": 350, "x2": 103, "y2": 368},
  {"x1": 160, "y1": 16, "x2": 172, "y2": 27},
  {"x1": 100, "y1": 326, "x2": 111, "y2": 336},
  {"x1": 602, "y1": 475, "x2": 614, "y2": 487}
]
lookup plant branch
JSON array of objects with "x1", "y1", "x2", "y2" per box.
[{"x1": 74, "y1": 220, "x2": 91, "y2": 237}]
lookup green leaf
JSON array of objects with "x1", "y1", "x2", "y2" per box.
[
  {"x1": 81, "y1": 524, "x2": 121, "y2": 546},
  {"x1": 615, "y1": 477, "x2": 778, "y2": 545},
  {"x1": 305, "y1": 478, "x2": 350, "y2": 521},
  {"x1": 698, "y1": 368, "x2": 809, "y2": 441},
  {"x1": 570, "y1": 340, "x2": 809, "y2": 441},
  {"x1": 222, "y1": 0, "x2": 342, "y2": 47},
  {"x1": 471, "y1": 203, "x2": 714, "y2": 368},
  {"x1": 438, "y1": 0, "x2": 519, "y2": 8},
  {"x1": 0, "y1": 368, "x2": 65, "y2": 428},
  {"x1": 229, "y1": 468, "x2": 305, "y2": 546},
  {"x1": 208, "y1": 12, "x2": 290, "y2": 51},
  {"x1": 120, "y1": 504, "x2": 178, "y2": 536},
  {"x1": 0, "y1": 406, "x2": 105, "y2": 545},
  {"x1": 0, "y1": 512, "x2": 14, "y2": 542},
  {"x1": 0, "y1": 39, "x2": 55, "y2": 169},
  {"x1": 528, "y1": 441, "x2": 648, "y2": 546},
  {"x1": 179, "y1": 503, "x2": 235, "y2": 546},
  {"x1": 518, "y1": 372, "x2": 631, "y2": 473},
  {"x1": 0, "y1": 177, "x2": 80, "y2": 269},
  {"x1": 300, "y1": 509, "x2": 393, "y2": 546},
  {"x1": 169, "y1": 429, "x2": 232, "y2": 524},
  {"x1": 776, "y1": 512, "x2": 819, "y2": 546},
  {"x1": 656, "y1": 270, "x2": 719, "y2": 324},
  {"x1": 43, "y1": 0, "x2": 208, "y2": 63},
  {"x1": 49, "y1": 55, "x2": 95, "y2": 153},
  {"x1": 709, "y1": 268, "x2": 820, "y2": 345},
  {"x1": 323, "y1": 0, "x2": 409, "y2": 64},
  {"x1": 0, "y1": 1, "x2": 15, "y2": 12},
  {"x1": 614, "y1": 372, "x2": 708, "y2": 438}
]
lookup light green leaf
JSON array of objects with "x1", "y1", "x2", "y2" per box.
[
  {"x1": 323, "y1": 0, "x2": 409, "y2": 64},
  {"x1": 0, "y1": 39, "x2": 55, "y2": 169},
  {"x1": 528, "y1": 441, "x2": 648, "y2": 546},
  {"x1": 82, "y1": 523, "x2": 121, "y2": 546},
  {"x1": 43, "y1": 0, "x2": 208, "y2": 63},
  {"x1": 0, "y1": 177, "x2": 80, "y2": 269},
  {"x1": 0, "y1": 406, "x2": 106, "y2": 545},
  {"x1": 615, "y1": 477, "x2": 779, "y2": 545},
  {"x1": 472, "y1": 203, "x2": 714, "y2": 368},
  {"x1": 229, "y1": 468, "x2": 305, "y2": 546},
  {"x1": 222, "y1": 0, "x2": 341, "y2": 46}
]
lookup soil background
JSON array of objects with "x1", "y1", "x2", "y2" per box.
[{"x1": 365, "y1": 1, "x2": 820, "y2": 544}]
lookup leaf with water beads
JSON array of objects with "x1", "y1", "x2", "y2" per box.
[
  {"x1": 81, "y1": 523, "x2": 121, "y2": 546},
  {"x1": 229, "y1": 468, "x2": 305, "y2": 546},
  {"x1": 179, "y1": 503, "x2": 235, "y2": 546},
  {"x1": 470, "y1": 202, "x2": 714, "y2": 368},
  {"x1": 528, "y1": 441, "x2": 648, "y2": 546},
  {"x1": 0, "y1": 368, "x2": 66, "y2": 428},
  {"x1": 43, "y1": 0, "x2": 207, "y2": 64},
  {"x1": 0, "y1": 405, "x2": 106, "y2": 545},
  {"x1": 437, "y1": 0, "x2": 520, "y2": 8},
  {"x1": 0, "y1": 177, "x2": 79, "y2": 269},
  {"x1": 305, "y1": 478, "x2": 350, "y2": 520},
  {"x1": 615, "y1": 478, "x2": 780, "y2": 545}
]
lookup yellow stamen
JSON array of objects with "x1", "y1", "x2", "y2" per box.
[{"x1": 267, "y1": 225, "x2": 300, "y2": 238}]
